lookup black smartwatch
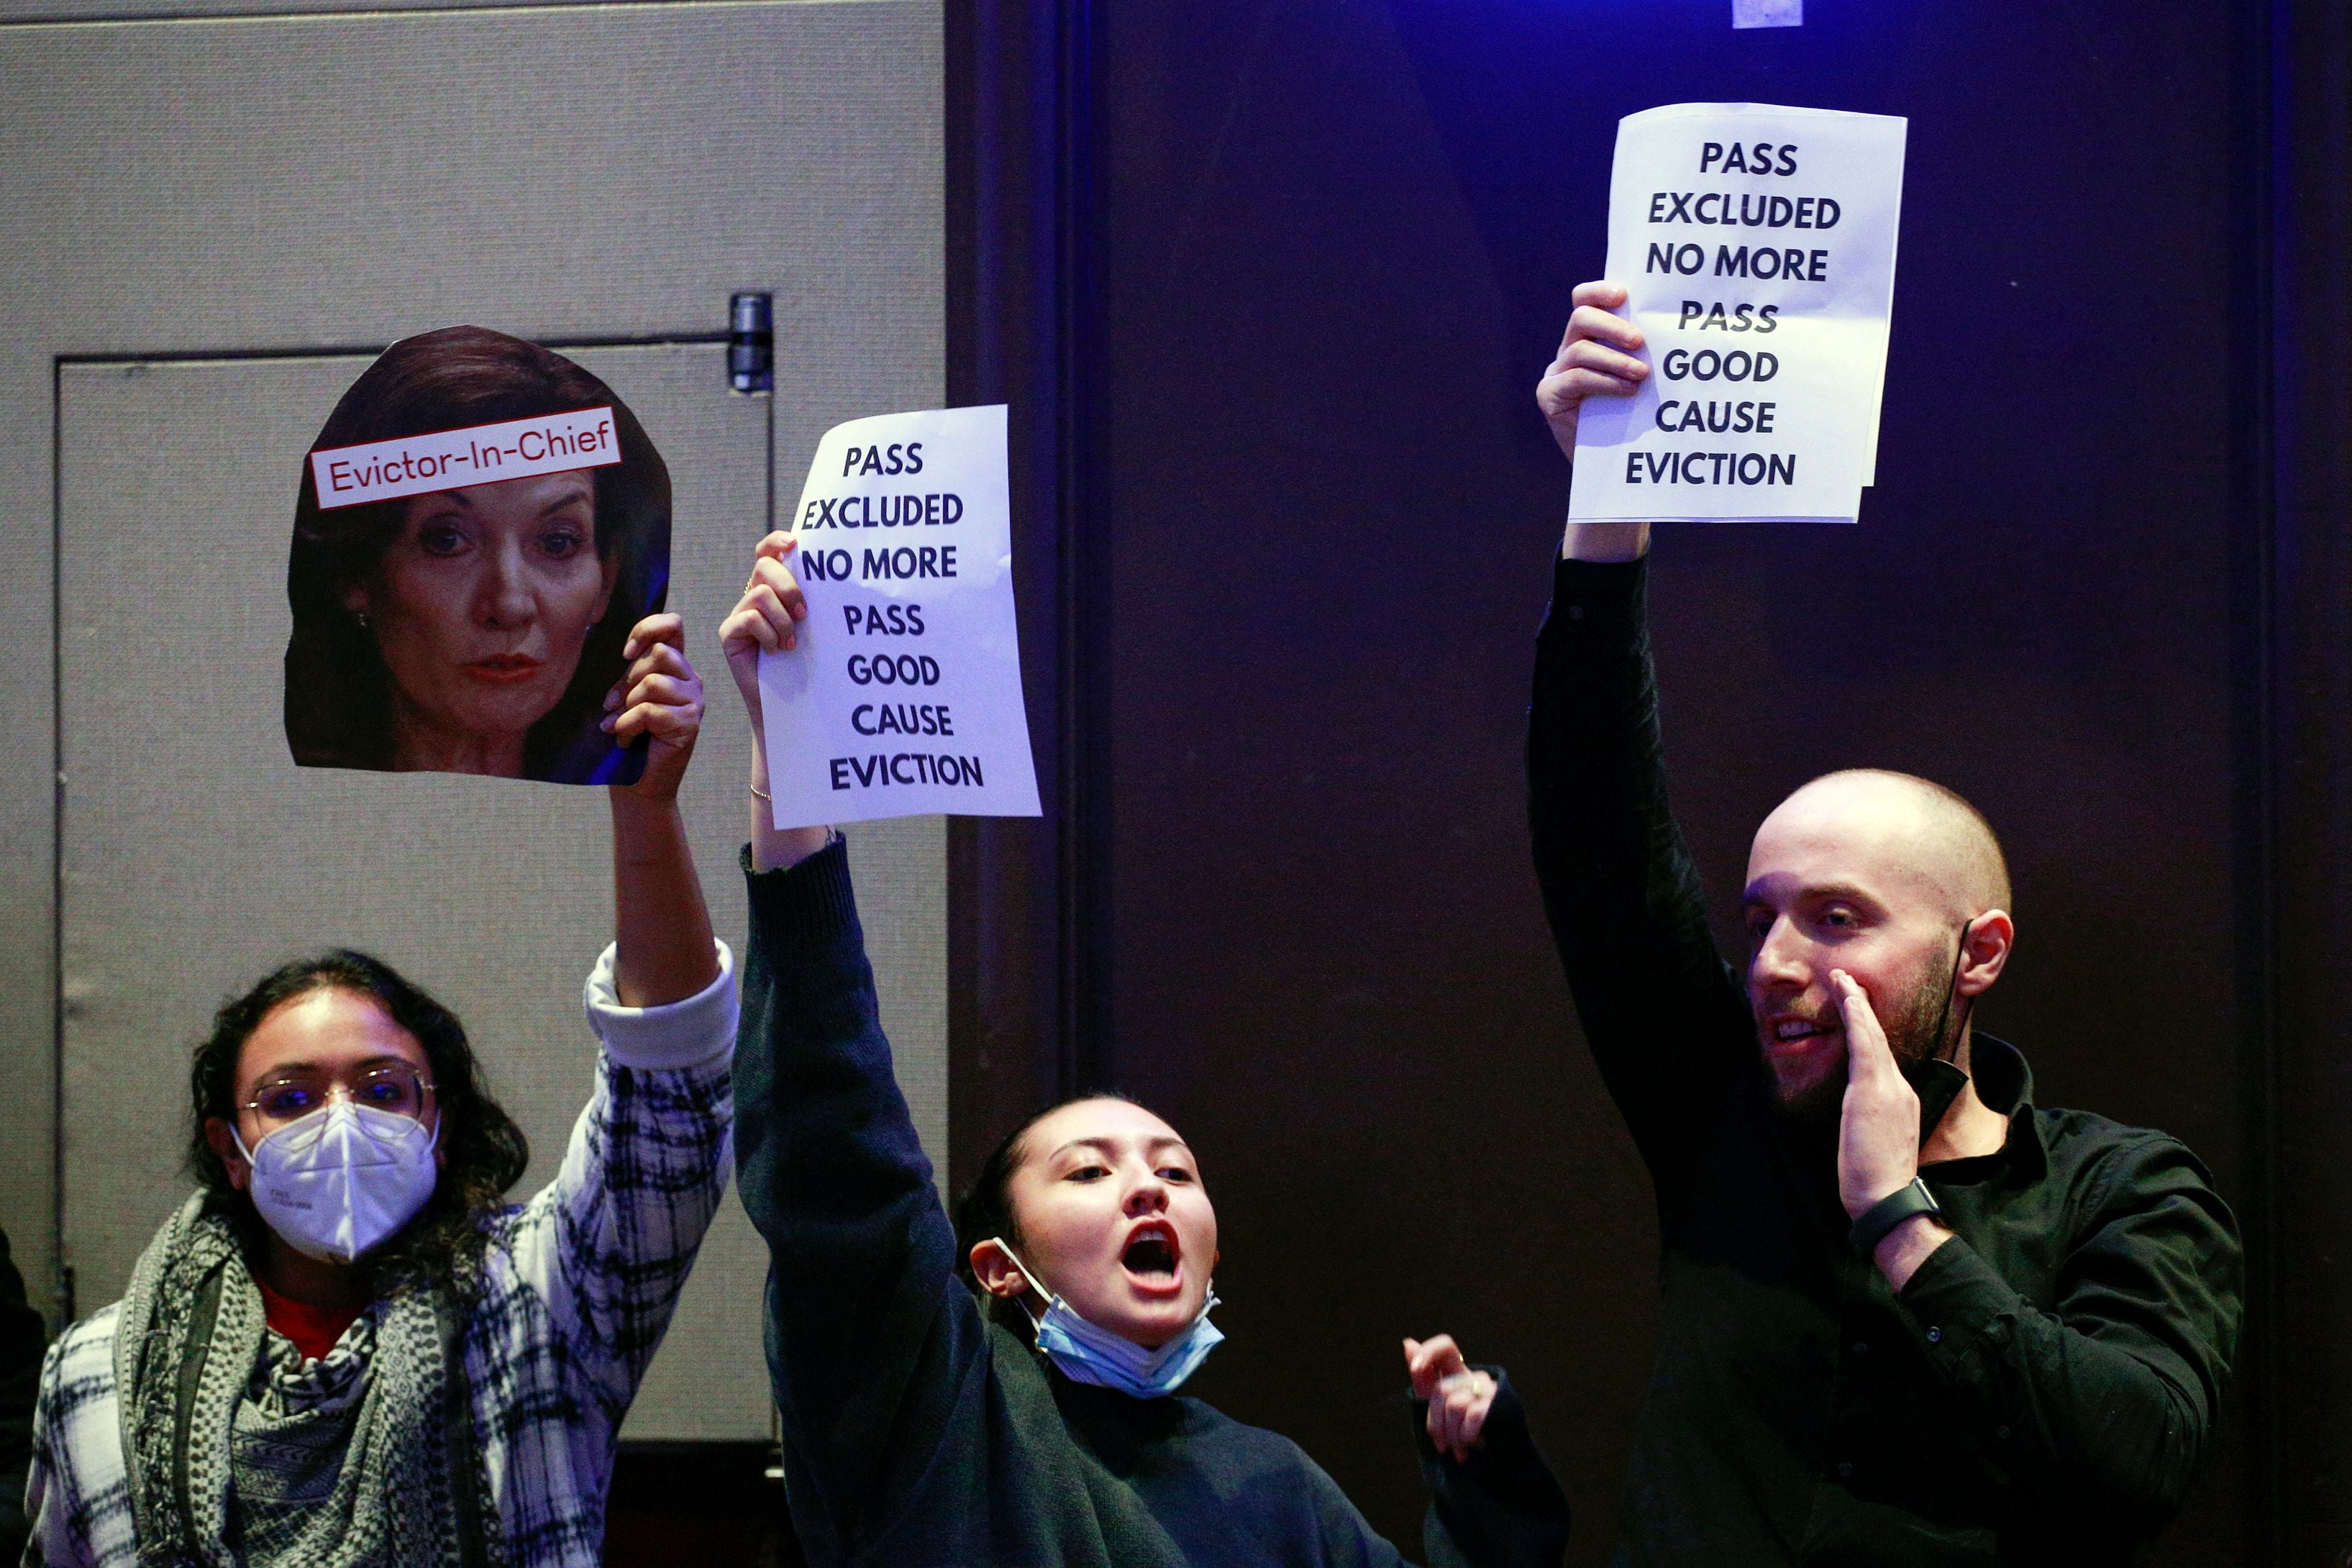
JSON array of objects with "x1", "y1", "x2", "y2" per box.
[{"x1": 1849, "y1": 1177, "x2": 1943, "y2": 1259}]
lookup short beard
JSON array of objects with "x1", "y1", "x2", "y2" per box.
[{"x1": 1767, "y1": 976, "x2": 1956, "y2": 1127}]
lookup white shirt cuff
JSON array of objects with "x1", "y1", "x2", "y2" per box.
[{"x1": 581, "y1": 939, "x2": 738, "y2": 1071}]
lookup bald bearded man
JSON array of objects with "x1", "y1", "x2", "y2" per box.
[{"x1": 1528, "y1": 283, "x2": 2242, "y2": 1566}]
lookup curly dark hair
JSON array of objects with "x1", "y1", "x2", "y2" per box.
[
  {"x1": 188, "y1": 949, "x2": 531, "y2": 1295},
  {"x1": 283, "y1": 325, "x2": 671, "y2": 783}
]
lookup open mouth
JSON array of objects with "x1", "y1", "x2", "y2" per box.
[
  {"x1": 1120, "y1": 1223, "x2": 1179, "y2": 1282},
  {"x1": 1764, "y1": 1016, "x2": 1838, "y2": 1053}
]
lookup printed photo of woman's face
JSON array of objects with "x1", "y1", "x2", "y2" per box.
[
  {"x1": 346, "y1": 471, "x2": 618, "y2": 777},
  {"x1": 285, "y1": 325, "x2": 671, "y2": 785}
]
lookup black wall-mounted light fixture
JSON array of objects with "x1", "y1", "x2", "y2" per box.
[{"x1": 729, "y1": 291, "x2": 774, "y2": 394}]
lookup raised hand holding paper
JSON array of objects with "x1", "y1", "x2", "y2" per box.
[
  {"x1": 757, "y1": 405, "x2": 1041, "y2": 826},
  {"x1": 1569, "y1": 104, "x2": 1907, "y2": 525}
]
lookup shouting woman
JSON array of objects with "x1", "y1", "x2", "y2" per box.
[
  {"x1": 724, "y1": 534, "x2": 1571, "y2": 1567},
  {"x1": 25, "y1": 612, "x2": 734, "y2": 1568}
]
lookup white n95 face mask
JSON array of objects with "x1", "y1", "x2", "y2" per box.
[
  {"x1": 233, "y1": 1101, "x2": 440, "y2": 1264},
  {"x1": 990, "y1": 1238, "x2": 1224, "y2": 1398}
]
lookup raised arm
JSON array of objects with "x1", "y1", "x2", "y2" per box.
[
  {"x1": 1529, "y1": 283, "x2": 1753, "y2": 1192},
  {"x1": 609, "y1": 612, "x2": 721, "y2": 1003},
  {"x1": 721, "y1": 536, "x2": 987, "y2": 1554},
  {"x1": 509, "y1": 614, "x2": 736, "y2": 1401}
]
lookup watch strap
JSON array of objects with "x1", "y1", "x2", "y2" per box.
[{"x1": 1850, "y1": 1177, "x2": 1943, "y2": 1258}]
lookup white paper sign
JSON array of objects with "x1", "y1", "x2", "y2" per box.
[
  {"x1": 757, "y1": 405, "x2": 1041, "y2": 826},
  {"x1": 1569, "y1": 104, "x2": 1906, "y2": 524}
]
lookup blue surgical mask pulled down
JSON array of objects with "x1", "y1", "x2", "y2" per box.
[{"x1": 990, "y1": 1237, "x2": 1224, "y2": 1398}]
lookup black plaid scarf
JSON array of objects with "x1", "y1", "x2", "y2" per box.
[{"x1": 112, "y1": 1195, "x2": 499, "y2": 1568}]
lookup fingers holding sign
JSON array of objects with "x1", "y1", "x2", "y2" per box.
[
  {"x1": 722, "y1": 531, "x2": 831, "y2": 872},
  {"x1": 1538, "y1": 279, "x2": 1649, "y2": 459},
  {"x1": 1405, "y1": 1335, "x2": 1499, "y2": 1464},
  {"x1": 719, "y1": 531, "x2": 808, "y2": 730},
  {"x1": 606, "y1": 613, "x2": 704, "y2": 803}
]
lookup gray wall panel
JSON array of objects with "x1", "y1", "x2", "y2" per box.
[
  {"x1": 0, "y1": 1, "x2": 899, "y2": 24},
  {"x1": 0, "y1": 0, "x2": 943, "y2": 1431}
]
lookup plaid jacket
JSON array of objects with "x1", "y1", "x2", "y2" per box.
[{"x1": 22, "y1": 940, "x2": 738, "y2": 1568}]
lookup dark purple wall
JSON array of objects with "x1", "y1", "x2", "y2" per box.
[{"x1": 951, "y1": 0, "x2": 2352, "y2": 1559}]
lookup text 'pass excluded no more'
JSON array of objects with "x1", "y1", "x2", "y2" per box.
[
  {"x1": 1569, "y1": 103, "x2": 1907, "y2": 525},
  {"x1": 757, "y1": 404, "x2": 1043, "y2": 827}
]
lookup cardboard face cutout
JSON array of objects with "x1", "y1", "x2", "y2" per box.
[{"x1": 284, "y1": 328, "x2": 672, "y2": 785}]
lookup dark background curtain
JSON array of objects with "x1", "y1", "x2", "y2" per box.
[{"x1": 948, "y1": 1, "x2": 2352, "y2": 1559}]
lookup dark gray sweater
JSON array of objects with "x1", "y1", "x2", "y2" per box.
[{"x1": 732, "y1": 840, "x2": 1571, "y2": 1567}]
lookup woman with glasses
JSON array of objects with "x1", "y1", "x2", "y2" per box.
[{"x1": 23, "y1": 611, "x2": 735, "y2": 1568}]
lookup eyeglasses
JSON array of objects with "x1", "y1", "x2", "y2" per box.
[{"x1": 239, "y1": 1064, "x2": 436, "y2": 1131}]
